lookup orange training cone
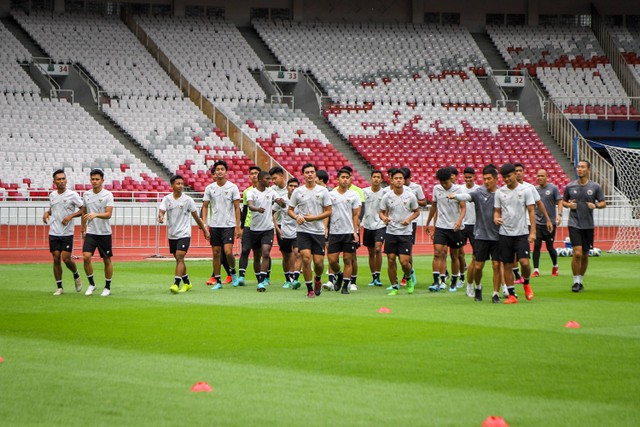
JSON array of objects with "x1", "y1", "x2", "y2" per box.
[
  {"x1": 565, "y1": 321, "x2": 581, "y2": 329},
  {"x1": 482, "y1": 415, "x2": 509, "y2": 427},
  {"x1": 377, "y1": 307, "x2": 391, "y2": 313},
  {"x1": 190, "y1": 382, "x2": 213, "y2": 392}
]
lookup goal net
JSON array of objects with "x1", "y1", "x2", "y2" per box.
[{"x1": 604, "y1": 145, "x2": 640, "y2": 254}]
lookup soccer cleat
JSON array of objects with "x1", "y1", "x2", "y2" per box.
[
  {"x1": 388, "y1": 288, "x2": 399, "y2": 296},
  {"x1": 474, "y1": 289, "x2": 482, "y2": 302},
  {"x1": 179, "y1": 283, "x2": 192, "y2": 293},
  {"x1": 492, "y1": 294, "x2": 500, "y2": 304},
  {"x1": 501, "y1": 284, "x2": 509, "y2": 298},
  {"x1": 504, "y1": 295, "x2": 518, "y2": 304},
  {"x1": 552, "y1": 266, "x2": 559, "y2": 277},
  {"x1": 428, "y1": 283, "x2": 440, "y2": 292},
  {"x1": 85, "y1": 285, "x2": 96, "y2": 296},
  {"x1": 291, "y1": 280, "x2": 301, "y2": 290},
  {"x1": 212, "y1": 283, "x2": 223, "y2": 291},
  {"x1": 231, "y1": 274, "x2": 240, "y2": 287},
  {"x1": 367, "y1": 280, "x2": 377, "y2": 287},
  {"x1": 206, "y1": 277, "x2": 216, "y2": 286},
  {"x1": 374, "y1": 279, "x2": 383, "y2": 287},
  {"x1": 514, "y1": 277, "x2": 525, "y2": 284},
  {"x1": 282, "y1": 281, "x2": 291, "y2": 289},
  {"x1": 400, "y1": 277, "x2": 407, "y2": 287},
  {"x1": 170, "y1": 284, "x2": 179, "y2": 294},
  {"x1": 386, "y1": 285, "x2": 395, "y2": 291},
  {"x1": 449, "y1": 285, "x2": 457, "y2": 293},
  {"x1": 439, "y1": 282, "x2": 447, "y2": 290},
  {"x1": 349, "y1": 284, "x2": 357, "y2": 292},
  {"x1": 307, "y1": 290, "x2": 315, "y2": 298},
  {"x1": 411, "y1": 269, "x2": 417, "y2": 285},
  {"x1": 341, "y1": 285, "x2": 350, "y2": 294},
  {"x1": 74, "y1": 277, "x2": 83, "y2": 292},
  {"x1": 237, "y1": 276, "x2": 246, "y2": 286},
  {"x1": 263, "y1": 277, "x2": 271, "y2": 287},
  {"x1": 456, "y1": 281, "x2": 463, "y2": 289},
  {"x1": 466, "y1": 283, "x2": 474, "y2": 297},
  {"x1": 523, "y1": 284, "x2": 534, "y2": 301},
  {"x1": 322, "y1": 281, "x2": 334, "y2": 291},
  {"x1": 223, "y1": 275, "x2": 232, "y2": 284},
  {"x1": 257, "y1": 283, "x2": 266, "y2": 292},
  {"x1": 406, "y1": 279, "x2": 415, "y2": 294},
  {"x1": 53, "y1": 288, "x2": 64, "y2": 296},
  {"x1": 100, "y1": 288, "x2": 110, "y2": 297},
  {"x1": 571, "y1": 283, "x2": 584, "y2": 293},
  {"x1": 532, "y1": 270, "x2": 540, "y2": 278},
  {"x1": 314, "y1": 280, "x2": 322, "y2": 296}
]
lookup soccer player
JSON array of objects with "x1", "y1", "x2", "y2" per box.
[
  {"x1": 273, "y1": 178, "x2": 301, "y2": 289},
  {"x1": 448, "y1": 165, "x2": 500, "y2": 302},
  {"x1": 380, "y1": 168, "x2": 420, "y2": 295},
  {"x1": 158, "y1": 175, "x2": 210, "y2": 294},
  {"x1": 80, "y1": 168, "x2": 114, "y2": 297},
  {"x1": 399, "y1": 167, "x2": 426, "y2": 286},
  {"x1": 43, "y1": 169, "x2": 83, "y2": 296},
  {"x1": 493, "y1": 163, "x2": 536, "y2": 304},
  {"x1": 326, "y1": 168, "x2": 362, "y2": 294},
  {"x1": 341, "y1": 165, "x2": 365, "y2": 291},
  {"x1": 532, "y1": 169, "x2": 563, "y2": 277},
  {"x1": 425, "y1": 167, "x2": 466, "y2": 292},
  {"x1": 201, "y1": 160, "x2": 241, "y2": 290},
  {"x1": 236, "y1": 165, "x2": 261, "y2": 286},
  {"x1": 288, "y1": 163, "x2": 332, "y2": 298},
  {"x1": 247, "y1": 171, "x2": 282, "y2": 292},
  {"x1": 461, "y1": 167, "x2": 480, "y2": 297},
  {"x1": 362, "y1": 170, "x2": 386, "y2": 287},
  {"x1": 562, "y1": 160, "x2": 606, "y2": 292}
]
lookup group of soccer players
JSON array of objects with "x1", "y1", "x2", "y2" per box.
[{"x1": 44, "y1": 158, "x2": 605, "y2": 301}]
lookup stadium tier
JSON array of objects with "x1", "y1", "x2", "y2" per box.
[
  {"x1": 216, "y1": 102, "x2": 368, "y2": 188},
  {"x1": 135, "y1": 15, "x2": 265, "y2": 102},
  {"x1": 327, "y1": 102, "x2": 570, "y2": 195},
  {"x1": 0, "y1": 21, "x2": 39, "y2": 95},
  {"x1": 103, "y1": 97, "x2": 253, "y2": 192}
]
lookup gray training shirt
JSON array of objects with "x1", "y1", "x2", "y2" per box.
[
  {"x1": 535, "y1": 183, "x2": 561, "y2": 226},
  {"x1": 494, "y1": 183, "x2": 535, "y2": 236},
  {"x1": 563, "y1": 179, "x2": 604, "y2": 230},
  {"x1": 455, "y1": 186, "x2": 499, "y2": 241}
]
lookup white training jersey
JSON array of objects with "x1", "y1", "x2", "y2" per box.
[
  {"x1": 83, "y1": 188, "x2": 114, "y2": 235},
  {"x1": 288, "y1": 184, "x2": 332, "y2": 235},
  {"x1": 519, "y1": 180, "x2": 540, "y2": 226},
  {"x1": 494, "y1": 183, "x2": 535, "y2": 236},
  {"x1": 362, "y1": 186, "x2": 386, "y2": 230},
  {"x1": 271, "y1": 184, "x2": 288, "y2": 224},
  {"x1": 48, "y1": 189, "x2": 83, "y2": 236},
  {"x1": 462, "y1": 184, "x2": 481, "y2": 226},
  {"x1": 202, "y1": 180, "x2": 240, "y2": 228},
  {"x1": 273, "y1": 195, "x2": 298, "y2": 239},
  {"x1": 380, "y1": 188, "x2": 418, "y2": 236},
  {"x1": 160, "y1": 193, "x2": 197, "y2": 240},
  {"x1": 432, "y1": 184, "x2": 465, "y2": 230},
  {"x1": 329, "y1": 188, "x2": 361, "y2": 235},
  {"x1": 406, "y1": 182, "x2": 425, "y2": 224},
  {"x1": 247, "y1": 187, "x2": 278, "y2": 231}
]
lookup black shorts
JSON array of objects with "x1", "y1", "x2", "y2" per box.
[
  {"x1": 535, "y1": 224, "x2": 557, "y2": 242},
  {"x1": 433, "y1": 227, "x2": 465, "y2": 249},
  {"x1": 568, "y1": 227, "x2": 594, "y2": 252},
  {"x1": 473, "y1": 239, "x2": 499, "y2": 262},
  {"x1": 250, "y1": 229, "x2": 274, "y2": 250},
  {"x1": 328, "y1": 233, "x2": 358, "y2": 254},
  {"x1": 362, "y1": 227, "x2": 386, "y2": 247},
  {"x1": 209, "y1": 227, "x2": 234, "y2": 247},
  {"x1": 498, "y1": 235, "x2": 530, "y2": 263},
  {"x1": 279, "y1": 237, "x2": 297, "y2": 253},
  {"x1": 462, "y1": 225, "x2": 475, "y2": 247},
  {"x1": 169, "y1": 237, "x2": 191, "y2": 254},
  {"x1": 384, "y1": 234, "x2": 413, "y2": 256},
  {"x1": 49, "y1": 235, "x2": 74, "y2": 253},
  {"x1": 297, "y1": 232, "x2": 325, "y2": 255},
  {"x1": 82, "y1": 234, "x2": 113, "y2": 258}
]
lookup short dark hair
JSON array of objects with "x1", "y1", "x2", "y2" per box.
[
  {"x1": 448, "y1": 166, "x2": 459, "y2": 176},
  {"x1": 257, "y1": 171, "x2": 270, "y2": 181},
  {"x1": 463, "y1": 167, "x2": 475, "y2": 175},
  {"x1": 514, "y1": 162, "x2": 524, "y2": 170},
  {"x1": 287, "y1": 177, "x2": 300, "y2": 186},
  {"x1": 341, "y1": 165, "x2": 353, "y2": 173},
  {"x1": 387, "y1": 167, "x2": 399, "y2": 176},
  {"x1": 90, "y1": 168, "x2": 104, "y2": 178},
  {"x1": 249, "y1": 165, "x2": 261, "y2": 173},
  {"x1": 400, "y1": 167, "x2": 411, "y2": 179},
  {"x1": 500, "y1": 163, "x2": 516, "y2": 176},
  {"x1": 482, "y1": 165, "x2": 498, "y2": 178},
  {"x1": 337, "y1": 168, "x2": 352, "y2": 177},
  {"x1": 169, "y1": 174, "x2": 184, "y2": 184},
  {"x1": 301, "y1": 163, "x2": 316, "y2": 174},
  {"x1": 316, "y1": 169, "x2": 329, "y2": 184},
  {"x1": 371, "y1": 169, "x2": 383, "y2": 177},
  {"x1": 269, "y1": 166, "x2": 284, "y2": 175},
  {"x1": 52, "y1": 169, "x2": 65, "y2": 178},
  {"x1": 212, "y1": 160, "x2": 228, "y2": 172},
  {"x1": 391, "y1": 169, "x2": 406, "y2": 179},
  {"x1": 578, "y1": 159, "x2": 591, "y2": 169},
  {"x1": 436, "y1": 167, "x2": 452, "y2": 182}
]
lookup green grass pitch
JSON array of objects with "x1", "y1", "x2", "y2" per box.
[{"x1": 1, "y1": 254, "x2": 639, "y2": 426}]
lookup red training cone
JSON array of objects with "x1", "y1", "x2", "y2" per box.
[
  {"x1": 0, "y1": 356, "x2": 3, "y2": 363},
  {"x1": 377, "y1": 307, "x2": 391, "y2": 314},
  {"x1": 482, "y1": 415, "x2": 509, "y2": 427},
  {"x1": 190, "y1": 382, "x2": 213, "y2": 392},
  {"x1": 565, "y1": 321, "x2": 581, "y2": 329}
]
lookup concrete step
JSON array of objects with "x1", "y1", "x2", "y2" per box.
[
  {"x1": 238, "y1": 26, "x2": 279, "y2": 65},
  {"x1": 1, "y1": 16, "x2": 47, "y2": 58},
  {"x1": 471, "y1": 32, "x2": 508, "y2": 71}
]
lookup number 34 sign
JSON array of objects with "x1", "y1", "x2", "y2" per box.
[{"x1": 37, "y1": 63, "x2": 70, "y2": 76}]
